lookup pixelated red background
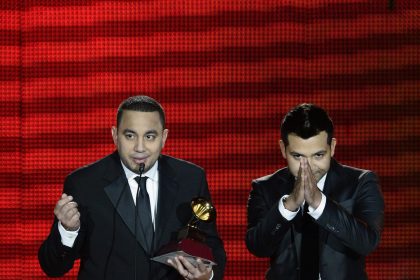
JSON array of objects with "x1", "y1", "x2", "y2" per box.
[{"x1": 1, "y1": 0, "x2": 419, "y2": 279}]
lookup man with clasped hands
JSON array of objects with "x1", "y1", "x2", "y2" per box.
[
  {"x1": 39, "y1": 96, "x2": 226, "y2": 280},
  {"x1": 246, "y1": 104, "x2": 384, "y2": 279}
]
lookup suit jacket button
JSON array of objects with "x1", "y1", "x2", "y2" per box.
[{"x1": 327, "y1": 224, "x2": 335, "y2": 231}]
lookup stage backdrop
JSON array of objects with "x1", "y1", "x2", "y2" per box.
[{"x1": 1, "y1": 0, "x2": 419, "y2": 279}]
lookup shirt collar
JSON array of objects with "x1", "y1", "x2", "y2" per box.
[
  {"x1": 317, "y1": 173, "x2": 327, "y2": 191},
  {"x1": 121, "y1": 160, "x2": 159, "y2": 183}
]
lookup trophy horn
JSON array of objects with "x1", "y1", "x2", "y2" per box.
[{"x1": 190, "y1": 197, "x2": 215, "y2": 224}]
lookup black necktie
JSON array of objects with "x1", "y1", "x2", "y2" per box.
[
  {"x1": 300, "y1": 203, "x2": 319, "y2": 280},
  {"x1": 135, "y1": 176, "x2": 154, "y2": 254}
]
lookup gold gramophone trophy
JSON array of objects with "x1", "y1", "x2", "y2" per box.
[{"x1": 151, "y1": 197, "x2": 217, "y2": 266}]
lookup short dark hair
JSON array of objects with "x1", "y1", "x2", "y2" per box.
[
  {"x1": 281, "y1": 103, "x2": 334, "y2": 146},
  {"x1": 116, "y1": 95, "x2": 166, "y2": 129}
]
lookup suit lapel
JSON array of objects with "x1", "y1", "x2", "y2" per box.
[
  {"x1": 319, "y1": 159, "x2": 348, "y2": 246},
  {"x1": 323, "y1": 159, "x2": 348, "y2": 202},
  {"x1": 154, "y1": 156, "x2": 179, "y2": 252},
  {"x1": 268, "y1": 170, "x2": 294, "y2": 206},
  {"x1": 102, "y1": 151, "x2": 150, "y2": 254}
]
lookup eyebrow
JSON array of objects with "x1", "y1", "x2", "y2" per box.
[
  {"x1": 122, "y1": 129, "x2": 136, "y2": 135},
  {"x1": 144, "y1": 129, "x2": 158, "y2": 135},
  {"x1": 289, "y1": 150, "x2": 327, "y2": 156},
  {"x1": 122, "y1": 129, "x2": 159, "y2": 135}
]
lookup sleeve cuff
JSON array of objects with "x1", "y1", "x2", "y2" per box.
[
  {"x1": 308, "y1": 193, "x2": 326, "y2": 220},
  {"x1": 58, "y1": 221, "x2": 79, "y2": 248},
  {"x1": 278, "y1": 195, "x2": 299, "y2": 221}
]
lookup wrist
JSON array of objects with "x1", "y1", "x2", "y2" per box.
[
  {"x1": 283, "y1": 196, "x2": 299, "y2": 212},
  {"x1": 60, "y1": 222, "x2": 79, "y2": 232},
  {"x1": 311, "y1": 192, "x2": 322, "y2": 209}
]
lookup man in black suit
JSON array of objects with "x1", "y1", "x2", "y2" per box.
[
  {"x1": 39, "y1": 96, "x2": 226, "y2": 280},
  {"x1": 246, "y1": 104, "x2": 384, "y2": 279}
]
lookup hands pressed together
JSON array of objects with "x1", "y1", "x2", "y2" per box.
[
  {"x1": 284, "y1": 157, "x2": 322, "y2": 212},
  {"x1": 167, "y1": 256, "x2": 213, "y2": 280}
]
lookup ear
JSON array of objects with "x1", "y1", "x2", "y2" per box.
[
  {"x1": 279, "y1": 140, "x2": 287, "y2": 159},
  {"x1": 161, "y1": 129, "x2": 169, "y2": 148},
  {"x1": 330, "y1": 138, "x2": 337, "y2": 157},
  {"x1": 111, "y1": 126, "x2": 118, "y2": 146}
]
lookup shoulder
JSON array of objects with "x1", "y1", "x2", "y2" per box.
[
  {"x1": 159, "y1": 154, "x2": 205, "y2": 175},
  {"x1": 248, "y1": 168, "x2": 293, "y2": 206},
  {"x1": 66, "y1": 151, "x2": 119, "y2": 181},
  {"x1": 254, "y1": 167, "x2": 289, "y2": 183},
  {"x1": 252, "y1": 167, "x2": 291, "y2": 189},
  {"x1": 333, "y1": 160, "x2": 378, "y2": 181}
]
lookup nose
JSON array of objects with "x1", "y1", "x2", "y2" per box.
[
  {"x1": 134, "y1": 138, "x2": 145, "y2": 152},
  {"x1": 306, "y1": 158, "x2": 316, "y2": 171}
]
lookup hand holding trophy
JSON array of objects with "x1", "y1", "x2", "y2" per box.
[{"x1": 151, "y1": 197, "x2": 217, "y2": 266}]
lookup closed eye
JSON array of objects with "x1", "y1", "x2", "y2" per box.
[{"x1": 291, "y1": 153, "x2": 301, "y2": 159}]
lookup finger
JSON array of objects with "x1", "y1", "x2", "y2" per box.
[
  {"x1": 56, "y1": 201, "x2": 78, "y2": 223},
  {"x1": 301, "y1": 165, "x2": 309, "y2": 189},
  {"x1": 68, "y1": 211, "x2": 81, "y2": 224},
  {"x1": 171, "y1": 257, "x2": 188, "y2": 276},
  {"x1": 62, "y1": 201, "x2": 78, "y2": 212},
  {"x1": 196, "y1": 258, "x2": 211, "y2": 272},
  {"x1": 302, "y1": 158, "x2": 309, "y2": 176},
  {"x1": 64, "y1": 206, "x2": 80, "y2": 222},
  {"x1": 166, "y1": 258, "x2": 177, "y2": 269},
  {"x1": 304, "y1": 163, "x2": 316, "y2": 189},
  {"x1": 297, "y1": 158, "x2": 303, "y2": 178},
  {"x1": 294, "y1": 163, "x2": 303, "y2": 191},
  {"x1": 63, "y1": 212, "x2": 81, "y2": 230},
  {"x1": 305, "y1": 161, "x2": 316, "y2": 183},
  {"x1": 301, "y1": 158, "x2": 309, "y2": 181},
  {"x1": 57, "y1": 194, "x2": 73, "y2": 207},
  {"x1": 54, "y1": 196, "x2": 74, "y2": 215},
  {"x1": 58, "y1": 202, "x2": 78, "y2": 219},
  {"x1": 178, "y1": 256, "x2": 197, "y2": 272},
  {"x1": 304, "y1": 165, "x2": 313, "y2": 191}
]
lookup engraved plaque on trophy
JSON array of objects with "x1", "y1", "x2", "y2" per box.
[{"x1": 151, "y1": 197, "x2": 217, "y2": 266}]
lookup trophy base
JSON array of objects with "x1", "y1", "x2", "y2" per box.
[{"x1": 151, "y1": 238, "x2": 216, "y2": 266}]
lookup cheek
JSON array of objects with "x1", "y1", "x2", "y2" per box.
[
  {"x1": 286, "y1": 158, "x2": 299, "y2": 176},
  {"x1": 313, "y1": 160, "x2": 329, "y2": 172},
  {"x1": 118, "y1": 140, "x2": 133, "y2": 154},
  {"x1": 149, "y1": 140, "x2": 163, "y2": 151}
]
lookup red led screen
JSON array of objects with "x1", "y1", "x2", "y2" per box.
[{"x1": 1, "y1": 0, "x2": 419, "y2": 279}]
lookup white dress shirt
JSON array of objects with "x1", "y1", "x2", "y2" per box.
[{"x1": 122, "y1": 160, "x2": 159, "y2": 228}]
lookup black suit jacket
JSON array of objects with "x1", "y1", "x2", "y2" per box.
[
  {"x1": 39, "y1": 151, "x2": 226, "y2": 279},
  {"x1": 246, "y1": 159, "x2": 384, "y2": 280}
]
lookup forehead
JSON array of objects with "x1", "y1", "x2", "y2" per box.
[
  {"x1": 286, "y1": 131, "x2": 329, "y2": 154},
  {"x1": 118, "y1": 110, "x2": 163, "y2": 130}
]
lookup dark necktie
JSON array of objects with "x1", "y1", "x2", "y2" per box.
[
  {"x1": 134, "y1": 176, "x2": 154, "y2": 254},
  {"x1": 300, "y1": 203, "x2": 319, "y2": 280}
]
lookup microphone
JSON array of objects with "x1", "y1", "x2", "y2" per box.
[
  {"x1": 134, "y1": 162, "x2": 145, "y2": 280},
  {"x1": 139, "y1": 162, "x2": 145, "y2": 174},
  {"x1": 135, "y1": 163, "x2": 145, "y2": 207}
]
